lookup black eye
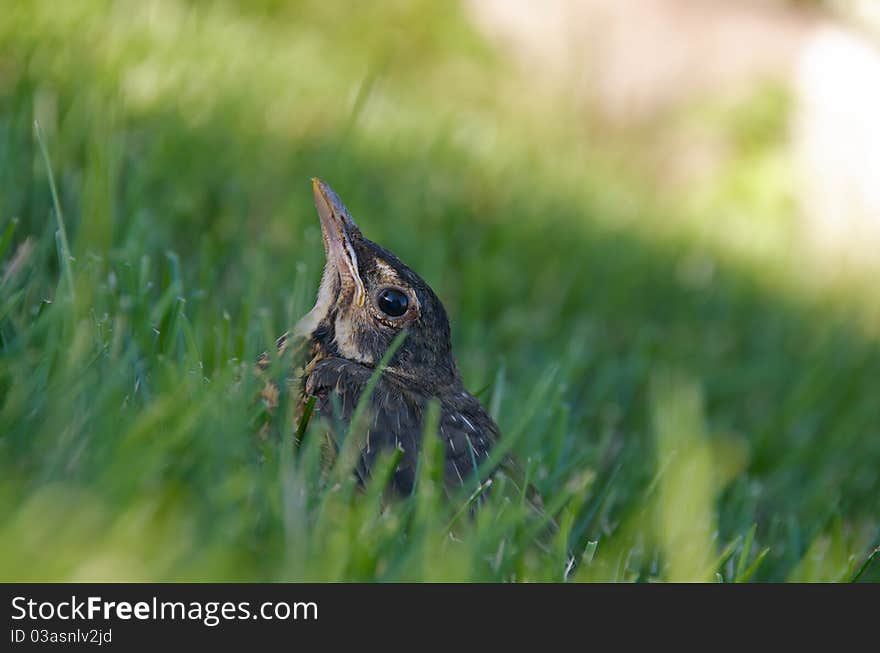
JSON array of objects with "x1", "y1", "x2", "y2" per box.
[{"x1": 376, "y1": 288, "x2": 409, "y2": 318}]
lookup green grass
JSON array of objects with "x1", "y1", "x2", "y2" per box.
[{"x1": 1, "y1": 0, "x2": 879, "y2": 582}]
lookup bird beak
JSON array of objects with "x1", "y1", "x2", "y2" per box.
[{"x1": 312, "y1": 178, "x2": 366, "y2": 307}]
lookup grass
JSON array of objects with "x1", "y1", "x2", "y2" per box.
[{"x1": 1, "y1": 0, "x2": 879, "y2": 582}]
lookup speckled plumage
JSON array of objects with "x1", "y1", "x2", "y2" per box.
[{"x1": 290, "y1": 179, "x2": 501, "y2": 494}]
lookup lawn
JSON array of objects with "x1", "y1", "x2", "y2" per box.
[{"x1": 1, "y1": 0, "x2": 878, "y2": 582}]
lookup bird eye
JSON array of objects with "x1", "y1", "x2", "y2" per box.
[{"x1": 376, "y1": 287, "x2": 409, "y2": 318}]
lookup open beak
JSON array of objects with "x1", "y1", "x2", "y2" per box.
[{"x1": 312, "y1": 178, "x2": 366, "y2": 307}]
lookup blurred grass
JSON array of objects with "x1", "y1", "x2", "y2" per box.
[{"x1": 1, "y1": 0, "x2": 879, "y2": 581}]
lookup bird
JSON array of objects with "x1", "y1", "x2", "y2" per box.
[{"x1": 269, "y1": 178, "x2": 507, "y2": 497}]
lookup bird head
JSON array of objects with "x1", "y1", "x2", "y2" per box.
[{"x1": 295, "y1": 178, "x2": 460, "y2": 388}]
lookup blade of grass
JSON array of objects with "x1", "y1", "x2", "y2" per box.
[
  {"x1": 0, "y1": 218, "x2": 17, "y2": 261},
  {"x1": 445, "y1": 478, "x2": 493, "y2": 532},
  {"x1": 295, "y1": 396, "x2": 317, "y2": 446},
  {"x1": 708, "y1": 535, "x2": 741, "y2": 582},
  {"x1": 736, "y1": 547, "x2": 771, "y2": 583},
  {"x1": 735, "y1": 523, "x2": 758, "y2": 581},
  {"x1": 489, "y1": 361, "x2": 505, "y2": 418},
  {"x1": 34, "y1": 121, "x2": 74, "y2": 300},
  {"x1": 850, "y1": 544, "x2": 880, "y2": 583}
]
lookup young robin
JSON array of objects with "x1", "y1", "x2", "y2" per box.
[
  {"x1": 263, "y1": 179, "x2": 544, "y2": 511},
  {"x1": 286, "y1": 177, "x2": 505, "y2": 496}
]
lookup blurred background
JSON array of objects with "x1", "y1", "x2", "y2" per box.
[{"x1": 1, "y1": 0, "x2": 879, "y2": 581}]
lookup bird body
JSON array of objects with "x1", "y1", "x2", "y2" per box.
[
  {"x1": 304, "y1": 355, "x2": 497, "y2": 493},
  {"x1": 288, "y1": 178, "x2": 499, "y2": 495}
]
